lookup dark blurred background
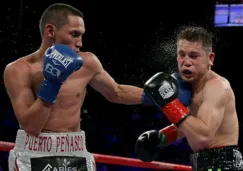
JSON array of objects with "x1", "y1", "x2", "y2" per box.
[{"x1": 1, "y1": 0, "x2": 243, "y2": 170}]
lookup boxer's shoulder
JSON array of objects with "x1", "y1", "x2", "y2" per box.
[
  {"x1": 201, "y1": 73, "x2": 232, "y2": 104},
  {"x1": 4, "y1": 56, "x2": 33, "y2": 78},
  {"x1": 3, "y1": 57, "x2": 33, "y2": 94},
  {"x1": 78, "y1": 51, "x2": 94, "y2": 56},
  {"x1": 78, "y1": 51, "x2": 97, "y2": 63},
  {"x1": 78, "y1": 51, "x2": 103, "y2": 71},
  {"x1": 205, "y1": 74, "x2": 231, "y2": 92}
]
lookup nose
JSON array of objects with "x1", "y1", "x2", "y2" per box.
[
  {"x1": 75, "y1": 37, "x2": 82, "y2": 49},
  {"x1": 76, "y1": 41, "x2": 82, "y2": 49},
  {"x1": 183, "y1": 56, "x2": 192, "y2": 67}
]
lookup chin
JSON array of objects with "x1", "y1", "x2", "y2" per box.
[{"x1": 180, "y1": 74, "x2": 194, "y2": 82}]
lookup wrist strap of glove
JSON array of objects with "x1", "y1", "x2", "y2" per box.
[
  {"x1": 159, "y1": 125, "x2": 177, "y2": 145},
  {"x1": 142, "y1": 92, "x2": 155, "y2": 106},
  {"x1": 175, "y1": 113, "x2": 191, "y2": 127},
  {"x1": 37, "y1": 79, "x2": 61, "y2": 104},
  {"x1": 162, "y1": 98, "x2": 191, "y2": 127}
]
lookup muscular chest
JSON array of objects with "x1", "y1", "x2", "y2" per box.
[
  {"x1": 189, "y1": 91, "x2": 203, "y2": 117},
  {"x1": 31, "y1": 65, "x2": 93, "y2": 102}
]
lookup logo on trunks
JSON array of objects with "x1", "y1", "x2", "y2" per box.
[
  {"x1": 24, "y1": 134, "x2": 84, "y2": 153},
  {"x1": 42, "y1": 158, "x2": 77, "y2": 171},
  {"x1": 158, "y1": 82, "x2": 174, "y2": 99},
  {"x1": 45, "y1": 48, "x2": 74, "y2": 69},
  {"x1": 42, "y1": 164, "x2": 52, "y2": 171},
  {"x1": 233, "y1": 149, "x2": 243, "y2": 169}
]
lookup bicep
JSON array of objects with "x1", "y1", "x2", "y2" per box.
[
  {"x1": 4, "y1": 64, "x2": 35, "y2": 118},
  {"x1": 196, "y1": 81, "x2": 227, "y2": 136},
  {"x1": 196, "y1": 101, "x2": 225, "y2": 135},
  {"x1": 87, "y1": 53, "x2": 118, "y2": 100},
  {"x1": 89, "y1": 71, "x2": 118, "y2": 100}
]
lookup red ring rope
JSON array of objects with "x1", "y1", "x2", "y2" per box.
[{"x1": 0, "y1": 141, "x2": 192, "y2": 170}]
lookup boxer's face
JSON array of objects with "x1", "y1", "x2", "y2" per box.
[
  {"x1": 177, "y1": 39, "x2": 214, "y2": 82},
  {"x1": 48, "y1": 15, "x2": 85, "y2": 53}
]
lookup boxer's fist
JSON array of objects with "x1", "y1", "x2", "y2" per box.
[
  {"x1": 37, "y1": 44, "x2": 83, "y2": 103},
  {"x1": 144, "y1": 72, "x2": 190, "y2": 127},
  {"x1": 142, "y1": 72, "x2": 192, "y2": 107},
  {"x1": 135, "y1": 130, "x2": 163, "y2": 162},
  {"x1": 43, "y1": 44, "x2": 83, "y2": 83},
  {"x1": 143, "y1": 72, "x2": 179, "y2": 108}
]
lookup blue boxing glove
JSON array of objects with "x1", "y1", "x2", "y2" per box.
[
  {"x1": 171, "y1": 72, "x2": 192, "y2": 106},
  {"x1": 142, "y1": 72, "x2": 192, "y2": 106},
  {"x1": 37, "y1": 44, "x2": 83, "y2": 103}
]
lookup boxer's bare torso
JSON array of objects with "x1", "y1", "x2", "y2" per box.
[
  {"x1": 187, "y1": 71, "x2": 238, "y2": 151},
  {"x1": 5, "y1": 51, "x2": 100, "y2": 133},
  {"x1": 4, "y1": 13, "x2": 143, "y2": 136}
]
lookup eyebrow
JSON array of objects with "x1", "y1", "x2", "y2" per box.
[
  {"x1": 189, "y1": 51, "x2": 200, "y2": 55},
  {"x1": 177, "y1": 50, "x2": 185, "y2": 54},
  {"x1": 177, "y1": 50, "x2": 200, "y2": 54},
  {"x1": 71, "y1": 29, "x2": 85, "y2": 35}
]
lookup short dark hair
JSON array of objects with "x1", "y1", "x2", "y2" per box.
[
  {"x1": 39, "y1": 3, "x2": 84, "y2": 37},
  {"x1": 176, "y1": 26, "x2": 213, "y2": 52}
]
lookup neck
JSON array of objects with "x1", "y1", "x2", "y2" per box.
[
  {"x1": 35, "y1": 38, "x2": 54, "y2": 59},
  {"x1": 191, "y1": 70, "x2": 212, "y2": 93}
]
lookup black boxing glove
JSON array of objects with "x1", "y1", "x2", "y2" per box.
[
  {"x1": 144, "y1": 72, "x2": 191, "y2": 127},
  {"x1": 142, "y1": 72, "x2": 192, "y2": 107},
  {"x1": 135, "y1": 125, "x2": 177, "y2": 162}
]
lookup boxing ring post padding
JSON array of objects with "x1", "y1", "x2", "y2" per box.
[{"x1": 0, "y1": 141, "x2": 192, "y2": 171}]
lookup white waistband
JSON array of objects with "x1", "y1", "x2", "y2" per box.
[{"x1": 14, "y1": 129, "x2": 87, "y2": 155}]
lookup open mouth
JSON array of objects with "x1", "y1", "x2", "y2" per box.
[{"x1": 182, "y1": 69, "x2": 193, "y2": 75}]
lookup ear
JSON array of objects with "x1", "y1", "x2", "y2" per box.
[
  {"x1": 208, "y1": 52, "x2": 215, "y2": 66},
  {"x1": 44, "y1": 24, "x2": 56, "y2": 38}
]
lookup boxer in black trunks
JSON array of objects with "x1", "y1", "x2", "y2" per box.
[{"x1": 135, "y1": 26, "x2": 243, "y2": 171}]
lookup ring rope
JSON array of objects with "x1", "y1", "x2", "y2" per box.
[{"x1": 0, "y1": 141, "x2": 192, "y2": 170}]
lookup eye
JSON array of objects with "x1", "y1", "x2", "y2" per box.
[
  {"x1": 189, "y1": 54, "x2": 199, "y2": 59},
  {"x1": 178, "y1": 53, "x2": 186, "y2": 58},
  {"x1": 180, "y1": 54, "x2": 186, "y2": 57},
  {"x1": 71, "y1": 31, "x2": 81, "y2": 38},
  {"x1": 177, "y1": 50, "x2": 186, "y2": 58}
]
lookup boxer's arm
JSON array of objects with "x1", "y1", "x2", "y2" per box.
[
  {"x1": 88, "y1": 54, "x2": 143, "y2": 105},
  {"x1": 3, "y1": 62, "x2": 52, "y2": 136},
  {"x1": 179, "y1": 79, "x2": 227, "y2": 148},
  {"x1": 176, "y1": 127, "x2": 185, "y2": 140}
]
